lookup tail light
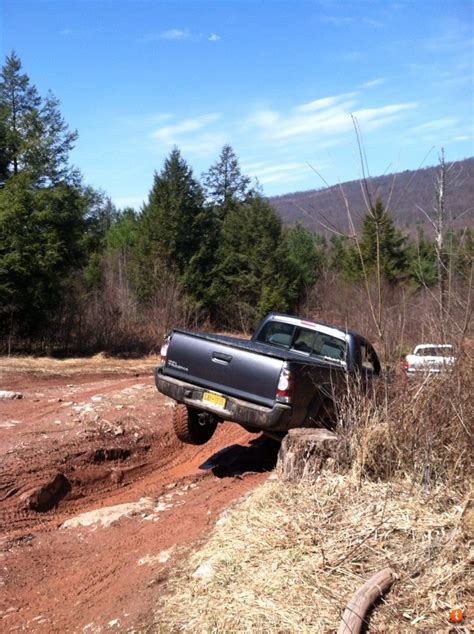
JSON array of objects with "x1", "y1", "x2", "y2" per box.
[
  {"x1": 403, "y1": 358, "x2": 409, "y2": 372},
  {"x1": 159, "y1": 339, "x2": 169, "y2": 369},
  {"x1": 276, "y1": 362, "x2": 293, "y2": 404}
]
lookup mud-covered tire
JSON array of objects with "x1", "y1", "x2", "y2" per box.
[{"x1": 172, "y1": 404, "x2": 217, "y2": 445}]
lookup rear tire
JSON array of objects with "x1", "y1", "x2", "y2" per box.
[{"x1": 172, "y1": 404, "x2": 217, "y2": 445}]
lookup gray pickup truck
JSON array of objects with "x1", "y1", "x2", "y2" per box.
[{"x1": 155, "y1": 313, "x2": 380, "y2": 444}]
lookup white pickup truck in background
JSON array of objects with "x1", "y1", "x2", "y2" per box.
[{"x1": 403, "y1": 344, "x2": 456, "y2": 375}]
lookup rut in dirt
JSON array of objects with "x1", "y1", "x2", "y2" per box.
[{"x1": 0, "y1": 423, "x2": 280, "y2": 540}]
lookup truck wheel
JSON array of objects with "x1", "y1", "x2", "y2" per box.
[{"x1": 172, "y1": 404, "x2": 217, "y2": 445}]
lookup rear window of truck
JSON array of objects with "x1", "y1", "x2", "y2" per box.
[{"x1": 256, "y1": 321, "x2": 346, "y2": 363}]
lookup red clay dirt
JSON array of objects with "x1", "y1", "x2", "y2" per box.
[{"x1": 0, "y1": 358, "x2": 279, "y2": 632}]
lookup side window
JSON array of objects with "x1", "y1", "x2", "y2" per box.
[
  {"x1": 292, "y1": 328, "x2": 346, "y2": 362},
  {"x1": 360, "y1": 342, "x2": 374, "y2": 371},
  {"x1": 317, "y1": 334, "x2": 346, "y2": 362},
  {"x1": 360, "y1": 341, "x2": 379, "y2": 373}
]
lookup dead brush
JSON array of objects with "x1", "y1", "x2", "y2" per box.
[
  {"x1": 333, "y1": 356, "x2": 473, "y2": 491},
  {"x1": 154, "y1": 473, "x2": 472, "y2": 632}
]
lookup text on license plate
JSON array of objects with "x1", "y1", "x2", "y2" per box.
[{"x1": 202, "y1": 391, "x2": 226, "y2": 408}]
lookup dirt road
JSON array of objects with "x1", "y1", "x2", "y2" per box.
[{"x1": 0, "y1": 358, "x2": 279, "y2": 632}]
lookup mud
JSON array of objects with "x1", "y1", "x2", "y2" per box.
[{"x1": 0, "y1": 360, "x2": 279, "y2": 632}]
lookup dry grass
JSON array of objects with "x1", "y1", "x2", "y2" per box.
[
  {"x1": 0, "y1": 354, "x2": 160, "y2": 377},
  {"x1": 333, "y1": 357, "x2": 473, "y2": 490},
  {"x1": 155, "y1": 473, "x2": 472, "y2": 632}
]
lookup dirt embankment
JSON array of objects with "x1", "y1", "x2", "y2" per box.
[{"x1": 0, "y1": 358, "x2": 279, "y2": 632}]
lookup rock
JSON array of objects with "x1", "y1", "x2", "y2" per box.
[
  {"x1": 193, "y1": 561, "x2": 215, "y2": 581},
  {"x1": 0, "y1": 391, "x2": 23, "y2": 400},
  {"x1": 20, "y1": 473, "x2": 70, "y2": 512},
  {"x1": 61, "y1": 498, "x2": 154, "y2": 529}
]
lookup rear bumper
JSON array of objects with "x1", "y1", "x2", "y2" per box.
[{"x1": 155, "y1": 370, "x2": 292, "y2": 432}]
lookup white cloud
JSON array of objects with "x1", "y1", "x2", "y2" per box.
[
  {"x1": 362, "y1": 78, "x2": 386, "y2": 88},
  {"x1": 248, "y1": 109, "x2": 280, "y2": 128},
  {"x1": 248, "y1": 95, "x2": 416, "y2": 143},
  {"x1": 318, "y1": 15, "x2": 383, "y2": 28},
  {"x1": 152, "y1": 113, "x2": 221, "y2": 141},
  {"x1": 296, "y1": 94, "x2": 356, "y2": 113},
  {"x1": 178, "y1": 133, "x2": 227, "y2": 158},
  {"x1": 59, "y1": 29, "x2": 72, "y2": 36},
  {"x1": 362, "y1": 18, "x2": 384, "y2": 28},
  {"x1": 159, "y1": 29, "x2": 190, "y2": 41},
  {"x1": 454, "y1": 135, "x2": 471, "y2": 141},
  {"x1": 149, "y1": 113, "x2": 225, "y2": 158},
  {"x1": 411, "y1": 117, "x2": 458, "y2": 132},
  {"x1": 143, "y1": 29, "x2": 221, "y2": 43},
  {"x1": 242, "y1": 160, "x2": 332, "y2": 187}
]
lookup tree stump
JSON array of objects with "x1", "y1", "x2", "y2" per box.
[{"x1": 277, "y1": 428, "x2": 338, "y2": 482}]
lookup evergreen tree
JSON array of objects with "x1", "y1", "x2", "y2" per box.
[
  {"x1": 358, "y1": 197, "x2": 408, "y2": 282},
  {"x1": 135, "y1": 148, "x2": 204, "y2": 301},
  {"x1": 0, "y1": 102, "x2": 9, "y2": 183},
  {"x1": 407, "y1": 229, "x2": 437, "y2": 288},
  {"x1": 0, "y1": 173, "x2": 86, "y2": 338},
  {"x1": 285, "y1": 223, "x2": 324, "y2": 303},
  {"x1": 455, "y1": 228, "x2": 473, "y2": 279},
  {"x1": 202, "y1": 144, "x2": 254, "y2": 216},
  {"x1": 207, "y1": 196, "x2": 292, "y2": 328},
  {"x1": 327, "y1": 234, "x2": 356, "y2": 278},
  {"x1": 82, "y1": 188, "x2": 120, "y2": 256},
  {"x1": 105, "y1": 207, "x2": 138, "y2": 253},
  {"x1": 0, "y1": 53, "x2": 86, "y2": 347},
  {"x1": 0, "y1": 51, "x2": 77, "y2": 186}
]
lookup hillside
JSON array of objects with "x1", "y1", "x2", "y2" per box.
[{"x1": 269, "y1": 157, "x2": 474, "y2": 236}]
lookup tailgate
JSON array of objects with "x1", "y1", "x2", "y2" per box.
[{"x1": 163, "y1": 331, "x2": 284, "y2": 407}]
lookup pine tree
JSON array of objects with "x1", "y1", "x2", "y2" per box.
[
  {"x1": 358, "y1": 197, "x2": 408, "y2": 282},
  {"x1": 0, "y1": 102, "x2": 9, "y2": 183},
  {"x1": 202, "y1": 144, "x2": 254, "y2": 217},
  {"x1": 0, "y1": 174, "x2": 86, "y2": 338},
  {"x1": 0, "y1": 53, "x2": 85, "y2": 346},
  {"x1": 0, "y1": 51, "x2": 77, "y2": 186},
  {"x1": 285, "y1": 223, "x2": 324, "y2": 303},
  {"x1": 135, "y1": 148, "x2": 205, "y2": 301},
  {"x1": 207, "y1": 196, "x2": 292, "y2": 328},
  {"x1": 407, "y1": 229, "x2": 437, "y2": 288}
]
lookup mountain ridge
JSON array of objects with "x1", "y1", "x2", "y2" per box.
[{"x1": 268, "y1": 157, "x2": 474, "y2": 237}]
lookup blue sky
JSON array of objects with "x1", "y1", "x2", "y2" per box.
[{"x1": 2, "y1": 0, "x2": 473, "y2": 209}]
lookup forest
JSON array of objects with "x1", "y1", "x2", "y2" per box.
[{"x1": 1, "y1": 52, "x2": 472, "y2": 357}]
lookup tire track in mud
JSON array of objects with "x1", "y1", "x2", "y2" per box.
[
  {"x1": 0, "y1": 391, "x2": 268, "y2": 540},
  {"x1": 1, "y1": 426, "x2": 190, "y2": 539},
  {"x1": 2, "y1": 469, "x2": 269, "y2": 633},
  {"x1": 0, "y1": 367, "x2": 280, "y2": 632}
]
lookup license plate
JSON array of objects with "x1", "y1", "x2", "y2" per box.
[{"x1": 202, "y1": 391, "x2": 226, "y2": 408}]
